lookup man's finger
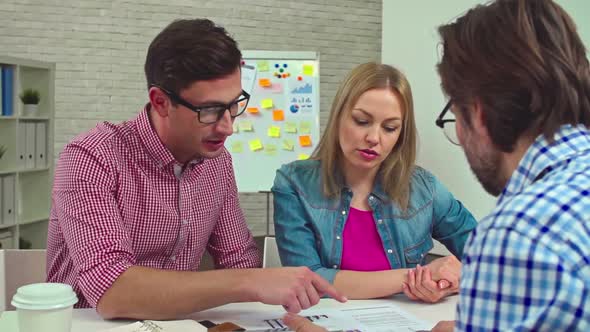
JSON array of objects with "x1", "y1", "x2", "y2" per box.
[
  {"x1": 283, "y1": 313, "x2": 327, "y2": 332},
  {"x1": 284, "y1": 298, "x2": 302, "y2": 314},
  {"x1": 312, "y1": 275, "x2": 347, "y2": 302},
  {"x1": 305, "y1": 282, "x2": 321, "y2": 307}
]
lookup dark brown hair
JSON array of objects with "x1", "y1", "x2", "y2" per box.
[
  {"x1": 438, "y1": 0, "x2": 590, "y2": 152},
  {"x1": 144, "y1": 19, "x2": 241, "y2": 94}
]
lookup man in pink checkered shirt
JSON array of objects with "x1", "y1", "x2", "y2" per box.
[{"x1": 46, "y1": 19, "x2": 345, "y2": 320}]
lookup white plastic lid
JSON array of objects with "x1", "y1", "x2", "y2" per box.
[{"x1": 11, "y1": 283, "x2": 78, "y2": 310}]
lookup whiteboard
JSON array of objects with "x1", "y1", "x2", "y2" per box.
[{"x1": 227, "y1": 51, "x2": 320, "y2": 192}]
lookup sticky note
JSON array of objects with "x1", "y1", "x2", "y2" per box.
[
  {"x1": 249, "y1": 139, "x2": 263, "y2": 151},
  {"x1": 300, "y1": 121, "x2": 311, "y2": 134},
  {"x1": 231, "y1": 141, "x2": 243, "y2": 153},
  {"x1": 258, "y1": 78, "x2": 272, "y2": 87},
  {"x1": 265, "y1": 144, "x2": 278, "y2": 156},
  {"x1": 232, "y1": 122, "x2": 239, "y2": 133},
  {"x1": 303, "y1": 64, "x2": 314, "y2": 76},
  {"x1": 239, "y1": 121, "x2": 253, "y2": 132},
  {"x1": 257, "y1": 60, "x2": 270, "y2": 72},
  {"x1": 268, "y1": 126, "x2": 281, "y2": 138},
  {"x1": 282, "y1": 139, "x2": 295, "y2": 151},
  {"x1": 273, "y1": 110, "x2": 285, "y2": 121},
  {"x1": 247, "y1": 107, "x2": 259, "y2": 114},
  {"x1": 261, "y1": 99, "x2": 274, "y2": 109},
  {"x1": 285, "y1": 121, "x2": 297, "y2": 133},
  {"x1": 298, "y1": 153, "x2": 310, "y2": 160},
  {"x1": 269, "y1": 83, "x2": 283, "y2": 94},
  {"x1": 299, "y1": 135, "x2": 312, "y2": 147}
]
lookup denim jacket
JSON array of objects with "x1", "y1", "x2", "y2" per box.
[{"x1": 271, "y1": 159, "x2": 477, "y2": 284}]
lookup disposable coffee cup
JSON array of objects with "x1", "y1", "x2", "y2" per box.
[{"x1": 11, "y1": 282, "x2": 78, "y2": 332}]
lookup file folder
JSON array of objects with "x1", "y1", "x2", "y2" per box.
[
  {"x1": 2, "y1": 175, "x2": 15, "y2": 225},
  {"x1": 35, "y1": 122, "x2": 47, "y2": 168},
  {"x1": 25, "y1": 122, "x2": 36, "y2": 169}
]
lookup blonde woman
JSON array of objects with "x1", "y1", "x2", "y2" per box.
[{"x1": 271, "y1": 62, "x2": 476, "y2": 302}]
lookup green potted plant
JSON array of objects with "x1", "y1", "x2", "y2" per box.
[{"x1": 19, "y1": 88, "x2": 41, "y2": 116}]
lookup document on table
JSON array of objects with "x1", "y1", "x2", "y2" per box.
[
  {"x1": 205, "y1": 303, "x2": 431, "y2": 332},
  {"x1": 341, "y1": 305, "x2": 432, "y2": 332}
]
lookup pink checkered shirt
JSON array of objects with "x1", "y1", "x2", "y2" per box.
[{"x1": 46, "y1": 106, "x2": 261, "y2": 308}]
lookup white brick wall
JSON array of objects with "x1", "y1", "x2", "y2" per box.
[{"x1": 0, "y1": 0, "x2": 381, "y2": 236}]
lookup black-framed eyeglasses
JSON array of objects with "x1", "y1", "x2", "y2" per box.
[
  {"x1": 435, "y1": 101, "x2": 460, "y2": 146},
  {"x1": 151, "y1": 84, "x2": 250, "y2": 124}
]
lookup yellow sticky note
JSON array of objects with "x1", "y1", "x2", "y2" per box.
[
  {"x1": 257, "y1": 60, "x2": 270, "y2": 72},
  {"x1": 232, "y1": 122, "x2": 239, "y2": 133},
  {"x1": 268, "y1": 126, "x2": 281, "y2": 138},
  {"x1": 259, "y1": 78, "x2": 272, "y2": 87},
  {"x1": 272, "y1": 110, "x2": 285, "y2": 121},
  {"x1": 300, "y1": 121, "x2": 311, "y2": 134},
  {"x1": 247, "y1": 107, "x2": 259, "y2": 114},
  {"x1": 249, "y1": 139, "x2": 263, "y2": 151},
  {"x1": 282, "y1": 139, "x2": 294, "y2": 151},
  {"x1": 261, "y1": 99, "x2": 274, "y2": 109},
  {"x1": 303, "y1": 64, "x2": 314, "y2": 76},
  {"x1": 239, "y1": 121, "x2": 253, "y2": 132},
  {"x1": 265, "y1": 143, "x2": 278, "y2": 156},
  {"x1": 299, "y1": 135, "x2": 312, "y2": 147},
  {"x1": 231, "y1": 141, "x2": 243, "y2": 153},
  {"x1": 298, "y1": 153, "x2": 310, "y2": 160},
  {"x1": 285, "y1": 121, "x2": 297, "y2": 133}
]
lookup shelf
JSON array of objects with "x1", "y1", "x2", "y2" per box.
[
  {"x1": 0, "y1": 223, "x2": 16, "y2": 230},
  {"x1": 0, "y1": 167, "x2": 49, "y2": 175},
  {"x1": 19, "y1": 116, "x2": 50, "y2": 121},
  {"x1": 0, "y1": 55, "x2": 54, "y2": 249},
  {"x1": 20, "y1": 216, "x2": 49, "y2": 226}
]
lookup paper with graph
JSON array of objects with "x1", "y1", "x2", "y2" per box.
[{"x1": 208, "y1": 304, "x2": 430, "y2": 332}]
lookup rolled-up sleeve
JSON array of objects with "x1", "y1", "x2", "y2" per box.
[{"x1": 52, "y1": 143, "x2": 135, "y2": 307}]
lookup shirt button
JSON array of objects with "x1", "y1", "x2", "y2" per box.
[
  {"x1": 336, "y1": 235, "x2": 341, "y2": 240},
  {"x1": 369, "y1": 196, "x2": 374, "y2": 200},
  {"x1": 387, "y1": 249, "x2": 393, "y2": 254},
  {"x1": 170, "y1": 255, "x2": 176, "y2": 262},
  {"x1": 341, "y1": 210, "x2": 346, "y2": 215},
  {"x1": 332, "y1": 265, "x2": 338, "y2": 269},
  {"x1": 377, "y1": 219, "x2": 383, "y2": 224},
  {"x1": 182, "y1": 220, "x2": 188, "y2": 225}
]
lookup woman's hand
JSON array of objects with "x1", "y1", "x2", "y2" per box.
[{"x1": 402, "y1": 264, "x2": 457, "y2": 303}]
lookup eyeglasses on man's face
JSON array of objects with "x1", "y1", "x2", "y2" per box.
[
  {"x1": 151, "y1": 84, "x2": 250, "y2": 124},
  {"x1": 435, "y1": 101, "x2": 460, "y2": 146}
]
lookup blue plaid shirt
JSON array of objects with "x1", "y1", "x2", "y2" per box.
[{"x1": 456, "y1": 125, "x2": 590, "y2": 331}]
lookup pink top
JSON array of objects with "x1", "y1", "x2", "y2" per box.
[
  {"x1": 46, "y1": 107, "x2": 260, "y2": 308},
  {"x1": 340, "y1": 207, "x2": 391, "y2": 271}
]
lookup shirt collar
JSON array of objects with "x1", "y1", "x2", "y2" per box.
[
  {"x1": 501, "y1": 124, "x2": 590, "y2": 199},
  {"x1": 136, "y1": 104, "x2": 203, "y2": 169}
]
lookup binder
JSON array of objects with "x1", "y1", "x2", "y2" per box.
[
  {"x1": 35, "y1": 122, "x2": 47, "y2": 168},
  {"x1": 2, "y1": 175, "x2": 15, "y2": 225},
  {"x1": 18, "y1": 123, "x2": 26, "y2": 168},
  {"x1": 25, "y1": 122, "x2": 36, "y2": 169},
  {"x1": 1, "y1": 66, "x2": 14, "y2": 116}
]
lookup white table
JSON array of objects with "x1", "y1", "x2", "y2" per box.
[{"x1": 0, "y1": 294, "x2": 457, "y2": 331}]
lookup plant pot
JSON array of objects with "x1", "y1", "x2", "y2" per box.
[{"x1": 23, "y1": 104, "x2": 38, "y2": 116}]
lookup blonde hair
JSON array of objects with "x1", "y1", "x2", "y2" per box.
[{"x1": 312, "y1": 62, "x2": 417, "y2": 210}]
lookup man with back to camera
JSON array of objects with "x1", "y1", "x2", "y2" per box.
[
  {"x1": 46, "y1": 18, "x2": 346, "y2": 320},
  {"x1": 283, "y1": 0, "x2": 590, "y2": 330}
]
